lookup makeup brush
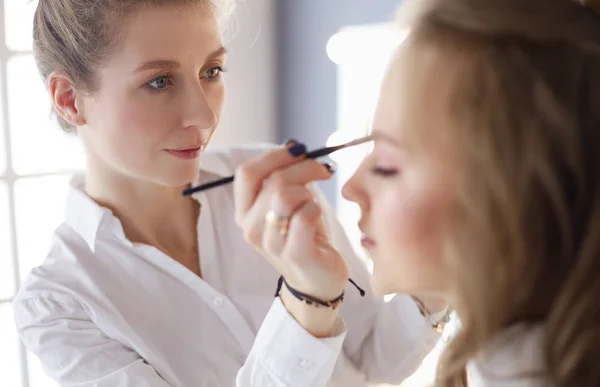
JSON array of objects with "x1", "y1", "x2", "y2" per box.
[{"x1": 182, "y1": 135, "x2": 373, "y2": 196}]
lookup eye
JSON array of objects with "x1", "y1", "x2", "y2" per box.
[
  {"x1": 146, "y1": 75, "x2": 173, "y2": 90},
  {"x1": 202, "y1": 66, "x2": 227, "y2": 80},
  {"x1": 371, "y1": 167, "x2": 399, "y2": 177}
]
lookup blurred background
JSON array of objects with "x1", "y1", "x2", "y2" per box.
[{"x1": 0, "y1": 0, "x2": 448, "y2": 385}]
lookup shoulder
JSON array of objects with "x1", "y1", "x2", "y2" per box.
[
  {"x1": 14, "y1": 223, "x2": 95, "y2": 310},
  {"x1": 13, "y1": 281, "x2": 88, "y2": 345},
  {"x1": 13, "y1": 293, "x2": 85, "y2": 324}
]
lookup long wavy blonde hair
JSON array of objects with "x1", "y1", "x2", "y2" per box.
[{"x1": 396, "y1": 0, "x2": 600, "y2": 385}]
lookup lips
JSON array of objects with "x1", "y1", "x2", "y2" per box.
[
  {"x1": 360, "y1": 233, "x2": 376, "y2": 248},
  {"x1": 165, "y1": 145, "x2": 204, "y2": 160}
]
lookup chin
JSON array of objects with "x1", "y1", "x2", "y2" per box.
[
  {"x1": 152, "y1": 169, "x2": 199, "y2": 188},
  {"x1": 371, "y1": 262, "x2": 430, "y2": 296},
  {"x1": 171, "y1": 161, "x2": 203, "y2": 183},
  {"x1": 151, "y1": 153, "x2": 202, "y2": 185}
]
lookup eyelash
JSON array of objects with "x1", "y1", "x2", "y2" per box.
[
  {"x1": 145, "y1": 66, "x2": 228, "y2": 91},
  {"x1": 202, "y1": 66, "x2": 227, "y2": 81},
  {"x1": 146, "y1": 73, "x2": 175, "y2": 92},
  {"x1": 371, "y1": 167, "x2": 399, "y2": 177}
]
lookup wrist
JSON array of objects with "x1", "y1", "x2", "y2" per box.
[{"x1": 279, "y1": 285, "x2": 339, "y2": 338}]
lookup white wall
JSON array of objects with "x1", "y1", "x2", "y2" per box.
[{"x1": 211, "y1": 0, "x2": 277, "y2": 146}]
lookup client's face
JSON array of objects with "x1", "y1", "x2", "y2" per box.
[{"x1": 342, "y1": 44, "x2": 456, "y2": 297}]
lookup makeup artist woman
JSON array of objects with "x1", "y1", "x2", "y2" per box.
[{"x1": 13, "y1": 0, "x2": 446, "y2": 386}]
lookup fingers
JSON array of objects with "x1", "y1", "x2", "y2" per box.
[
  {"x1": 283, "y1": 200, "x2": 323, "y2": 261},
  {"x1": 284, "y1": 201, "x2": 350, "y2": 301},
  {"x1": 262, "y1": 198, "x2": 325, "y2": 286},
  {"x1": 262, "y1": 186, "x2": 313, "y2": 257},
  {"x1": 234, "y1": 144, "x2": 306, "y2": 223},
  {"x1": 233, "y1": 143, "x2": 343, "y2": 299},
  {"x1": 234, "y1": 146, "x2": 334, "y2": 226},
  {"x1": 266, "y1": 161, "x2": 334, "y2": 190}
]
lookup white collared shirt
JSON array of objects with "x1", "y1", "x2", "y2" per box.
[
  {"x1": 13, "y1": 144, "x2": 439, "y2": 387},
  {"x1": 467, "y1": 324, "x2": 549, "y2": 387}
]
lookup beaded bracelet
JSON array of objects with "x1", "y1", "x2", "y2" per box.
[
  {"x1": 411, "y1": 296, "x2": 451, "y2": 333},
  {"x1": 275, "y1": 276, "x2": 366, "y2": 310}
]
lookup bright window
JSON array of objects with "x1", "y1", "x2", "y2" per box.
[
  {"x1": 326, "y1": 23, "x2": 407, "y2": 265},
  {"x1": 1, "y1": 1, "x2": 82, "y2": 386},
  {"x1": 327, "y1": 23, "x2": 453, "y2": 387}
]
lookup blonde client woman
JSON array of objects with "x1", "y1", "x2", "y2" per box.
[
  {"x1": 12, "y1": 0, "x2": 448, "y2": 386},
  {"x1": 240, "y1": 0, "x2": 600, "y2": 385}
]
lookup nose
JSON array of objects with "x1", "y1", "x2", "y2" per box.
[
  {"x1": 342, "y1": 167, "x2": 368, "y2": 211},
  {"x1": 182, "y1": 83, "x2": 219, "y2": 131}
]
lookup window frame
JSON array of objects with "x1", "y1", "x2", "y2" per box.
[{"x1": 0, "y1": 2, "x2": 77, "y2": 386}]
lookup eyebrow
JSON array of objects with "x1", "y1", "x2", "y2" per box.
[
  {"x1": 133, "y1": 46, "x2": 228, "y2": 74},
  {"x1": 371, "y1": 130, "x2": 402, "y2": 147},
  {"x1": 133, "y1": 59, "x2": 180, "y2": 74}
]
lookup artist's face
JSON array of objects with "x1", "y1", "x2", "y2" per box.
[{"x1": 65, "y1": 5, "x2": 226, "y2": 187}]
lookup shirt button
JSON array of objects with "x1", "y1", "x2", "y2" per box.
[
  {"x1": 213, "y1": 296, "x2": 224, "y2": 307},
  {"x1": 299, "y1": 358, "x2": 312, "y2": 369}
]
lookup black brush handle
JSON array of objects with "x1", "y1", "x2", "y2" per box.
[
  {"x1": 182, "y1": 176, "x2": 234, "y2": 196},
  {"x1": 181, "y1": 151, "x2": 333, "y2": 196},
  {"x1": 182, "y1": 135, "x2": 372, "y2": 196}
]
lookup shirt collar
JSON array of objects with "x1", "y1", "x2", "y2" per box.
[{"x1": 64, "y1": 175, "x2": 113, "y2": 253}]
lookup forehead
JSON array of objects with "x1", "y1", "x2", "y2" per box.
[
  {"x1": 373, "y1": 36, "x2": 462, "y2": 152},
  {"x1": 116, "y1": 4, "x2": 222, "y2": 60}
]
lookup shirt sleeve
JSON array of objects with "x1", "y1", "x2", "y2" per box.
[
  {"x1": 312, "y1": 186, "x2": 442, "y2": 385},
  {"x1": 237, "y1": 297, "x2": 347, "y2": 387},
  {"x1": 14, "y1": 296, "x2": 172, "y2": 387},
  {"x1": 15, "y1": 295, "x2": 347, "y2": 387}
]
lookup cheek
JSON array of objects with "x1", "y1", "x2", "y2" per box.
[
  {"x1": 378, "y1": 187, "x2": 440, "y2": 249},
  {"x1": 83, "y1": 89, "x2": 174, "y2": 168},
  {"x1": 108, "y1": 92, "x2": 174, "y2": 140},
  {"x1": 370, "y1": 184, "x2": 448, "y2": 294}
]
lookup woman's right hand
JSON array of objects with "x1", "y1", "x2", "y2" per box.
[{"x1": 233, "y1": 142, "x2": 349, "y2": 336}]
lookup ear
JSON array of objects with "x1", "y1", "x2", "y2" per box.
[{"x1": 48, "y1": 70, "x2": 87, "y2": 127}]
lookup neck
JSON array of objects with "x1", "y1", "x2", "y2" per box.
[{"x1": 84, "y1": 159, "x2": 199, "y2": 250}]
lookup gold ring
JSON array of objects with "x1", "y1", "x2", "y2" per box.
[{"x1": 265, "y1": 210, "x2": 290, "y2": 237}]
